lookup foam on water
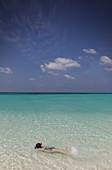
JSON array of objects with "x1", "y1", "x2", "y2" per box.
[
  {"x1": 0, "y1": 94, "x2": 112, "y2": 170},
  {"x1": 70, "y1": 146, "x2": 78, "y2": 156}
]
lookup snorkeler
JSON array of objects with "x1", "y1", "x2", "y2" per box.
[{"x1": 34, "y1": 142, "x2": 70, "y2": 155}]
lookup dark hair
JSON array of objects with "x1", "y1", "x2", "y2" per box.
[{"x1": 36, "y1": 143, "x2": 42, "y2": 149}]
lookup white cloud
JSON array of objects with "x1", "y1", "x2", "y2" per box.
[
  {"x1": 100, "y1": 56, "x2": 112, "y2": 71},
  {"x1": 64, "y1": 74, "x2": 75, "y2": 80},
  {"x1": 104, "y1": 67, "x2": 112, "y2": 71},
  {"x1": 0, "y1": 67, "x2": 13, "y2": 74},
  {"x1": 29, "y1": 78, "x2": 37, "y2": 81},
  {"x1": 41, "y1": 57, "x2": 80, "y2": 71},
  {"x1": 83, "y1": 48, "x2": 96, "y2": 54},
  {"x1": 40, "y1": 65, "x2": 46, "y2": 72},
  {"x1": 47, "y1": 71, "x2": 58, "y2": 76},
  {"x1": 100, "y1": 56, "x2": 112, "y2": 66},
  {"x1": 78, "y1": 56, "x2": 82, "y2": 59}
]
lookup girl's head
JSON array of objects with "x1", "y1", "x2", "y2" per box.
[{"x1": 36, "y1": 142, "x2": 42, "y2": 149}]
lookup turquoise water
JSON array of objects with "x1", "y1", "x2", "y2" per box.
[{"x1": 0, "y1": 94, "x2": 112, "y2": 170}]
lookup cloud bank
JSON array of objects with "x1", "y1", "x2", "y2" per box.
[
  {"x1": 104, "y1": 67, "x2": 112, "y2": 71},
  {"x1": 40, "y1": 65, "x2": 46, "y2": 72},
  {"x1": 83, "y1": 48, "x2": 96, "y2": 54},
  {"x1": 0, "y1": 67, "x2": 13, "y2": 74},
  {"x1": 100, "y1": 56, "x2": 112, "y2": 71},
  {"x1": 40, "y1": 57, "x2": 80, "y2": 72},
  {"x1": 64, "y1": 74, "x2": 75, "y2": 80},
  {"x1": 100, "y1": 56, "x2": 112, "y2": 66},
  {"x1": 29, "y1": 78, "x2": 37, "y2": 81}
]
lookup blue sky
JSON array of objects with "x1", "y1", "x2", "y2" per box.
[{"x1": 0, "y1": 0, "x2": 112, "y2": 92}]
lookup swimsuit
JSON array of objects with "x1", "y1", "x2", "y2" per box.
[{"x1": 44, "y1": 147, "x2": 55, "y2": 151}]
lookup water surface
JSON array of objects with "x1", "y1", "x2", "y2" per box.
[{"x1": 0, "y1": 94, "x2": 112, "y2": 170}]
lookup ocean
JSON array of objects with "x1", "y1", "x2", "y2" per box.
[{"x1": 0, "y1": 94, "x2": 112, "y2": 170}]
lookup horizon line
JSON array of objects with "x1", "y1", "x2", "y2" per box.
[{"x1": 0, "y1": 92, "x2": 112, "y2": 95}]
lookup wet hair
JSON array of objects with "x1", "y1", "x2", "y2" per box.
[{"x1": 36, "y1": 143, "x2": 42, "y2": 149}]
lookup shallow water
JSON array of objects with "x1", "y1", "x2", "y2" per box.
[{"x1": 0, "y1": 94, "x2": 112, "y2": 170}]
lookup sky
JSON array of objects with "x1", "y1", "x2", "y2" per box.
[{"x1": 0, "y1": 0, "x2": 112, "y2": 92}]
